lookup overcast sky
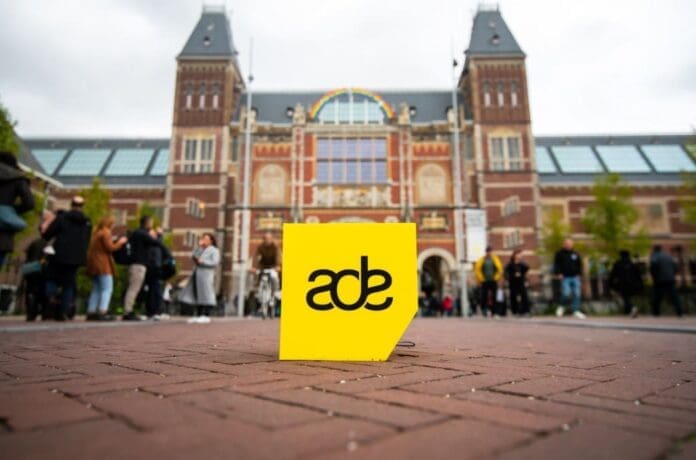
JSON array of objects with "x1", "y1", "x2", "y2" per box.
[{"x1": 1, "y1": 0, "x2": 695, "y2": 138}]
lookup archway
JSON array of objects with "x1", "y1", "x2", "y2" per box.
[{"x1": 420, "y1": 255, "x2": 452, "y2": 297}]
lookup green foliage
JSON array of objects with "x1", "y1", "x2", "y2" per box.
[
  {"x1": 679, "y1": 172, "x2": 696, "y2": 252},
  {"x1": 13, "y1": 188, "x2": 45, "y2": 255},
  {"x1": 80, "y1": 178, "x2": 111, "y2": 227},
  {"x1": 0, "y1": 100, "x2": 20, "y2": 155},
  {"x1": 581, "y1": 173, "x2": 650, "y2": 260},
  {"x1": 539, "y1": 207, "x2": 570, "y2": 266}
]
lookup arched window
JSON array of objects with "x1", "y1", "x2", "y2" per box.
[
  {"x1": 184, "y1": 83, "x2": 193, "y2": 110},
  {"x1": 483, "y1": 81, "x2": 491, "y2": 107},
  {"x1": 510, "y1": 81, "x2": 518, "y2": 107},
  {"x1": 497, "y1": 81, "x2": 504, "y2": 107},
  {"x1": 416, "y1": 163, "x2": 448, "y2": 204},
  {"x1": 255, "y1": 164, "x2": 287, "y2": 205},
  {"x1": 311, "y1": 89, "x2": 394, "y2": 125},
  {"x1": 198, "y1": 83, "x2": 206, "y2": 109}
]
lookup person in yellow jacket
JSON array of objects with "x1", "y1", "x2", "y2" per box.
[{"x1": 474, "y1": 246, "x2": 503, "y2": 316}]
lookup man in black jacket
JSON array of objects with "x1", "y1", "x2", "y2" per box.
[
  {"x1": 0, "y1": 151, "x2": 35, "y2": 268},
  {"x1": 41, "y1": 196, "x2": 91, "y2": 320},
  {"x1": 122, "y1": 216, "x2": 161, "y2": 320},
  {"x1": 650, "y1": 245, "x2": 683, "y2": 317}
]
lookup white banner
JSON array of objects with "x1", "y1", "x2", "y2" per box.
[{"x1": 464, "y1": 209, "x2": 487, "y2": 263}]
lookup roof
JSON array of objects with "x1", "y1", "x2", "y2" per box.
[
  {"x1": 535, "y1": 134, "x2": 696, "y2": 185},
  {"x1": 178, "y1": 8, "x2": 238, "y2": 60},
  {"x1": 20, "y1": 138, "x2": 170, "y2": 188},
  {"x1": 466, "y1": 9, "x2": 524, "y2": 57},
  {"x1": 243, "y1": 90, "x2": 466, "y2": 124}
]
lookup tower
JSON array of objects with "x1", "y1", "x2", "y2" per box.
[
  {"x1": 460, "y1": 6, "x2": 541, "y2": 279},
  {"x1": 165, "y1": 6, "x2": 244, "y2": 292}
]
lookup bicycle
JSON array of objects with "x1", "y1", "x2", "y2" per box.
[{"x1": 256, "y1": 269, "x2": 275, "y2": 319}]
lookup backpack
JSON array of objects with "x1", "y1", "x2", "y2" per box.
[
  {"x1": 113, "y1": 237, "x2": 133, "y2": 265},
  {"x1": 160, "y1": 257, "x2": 177, "y2": 280}
]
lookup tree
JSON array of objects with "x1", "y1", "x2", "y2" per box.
[
  {"x1": 80, "y1": 178, "x2": 111, "y2": 227},
  {"x1": 581, "y1": 173, "x2": 650, "y2": 260},
  {"x1": 539, "y1": 207, "x2": 570, "y2": 266},
  {"x1": 679, "y1": 172, "x2": 696, "y2": 252},
  {"x1": 0, "y1": 100, "x2": 20, "y2": 155}
]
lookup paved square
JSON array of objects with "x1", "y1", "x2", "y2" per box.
[{"x1": 1, "y1": 317, "x2": 695, "y2": 459}]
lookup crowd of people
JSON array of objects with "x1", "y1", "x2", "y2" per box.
[
  {"x1": 0, "y1": 148, "x2": 690, "y2": 322},
  {"x1": 418, "y1": 238, "x2": 687, "y2": 319}
]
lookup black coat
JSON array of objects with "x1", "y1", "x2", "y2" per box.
[
  {"x1": 505, "y1": 261, "x2": 529, "y2": 287},
  {"x1": 42, "y1": 210, "x2": 92, "y2": 266},
  {"x1": 129, "y1": 227, "x2": 159, "y2": 265},
  {"x1": 0, "y1": 163, "x2": 35, "y2": 252},
  {"x1": 650, "y1": 251, "x2": 677, "y2": 283},
  {"x1": 553, "y1": 248, "x2": 583, "y2": 277},
  {"x1": 609, "y1": 257, "x2": 643, "y2": 295}
]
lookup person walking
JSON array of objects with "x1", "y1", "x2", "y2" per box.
[
  {"x1": 85, "y1": 215, "x2": 127, "y2": 321},
  {"x1": 609, "y1": 250, "x2": 644, "y2": 318},
  {"x1": 122, "y1": 216, "x2": 161, "y2": 321},
  {"x1": 649, "y1": 245, "x2": 683, "y2": 317},
  {"x1": 0, "y1": 151, "x2": 35, "y2": 269},
  {"x1": 182, "y1": 233, "x2": 220, "y2": 324},
  {"x1": 41, "y1": 196, "x2": 91, "y2": 320},
  {"x1": 505, "y1": 249, "x2": 531, "y2": 316},
  {"x1": 553, "y1": 238, "x2": 585, "y2": 318},
  {"x1": 474, "y1": 246, "x2": 503, "y2": 317}
]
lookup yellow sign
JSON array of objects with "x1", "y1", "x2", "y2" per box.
[{"x1": 279, "y1": 223, "x2": 417, "y2": 361}]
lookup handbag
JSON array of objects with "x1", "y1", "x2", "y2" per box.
[{"x1": 0, "y1": 205, "x2": 27, "y2": 232}]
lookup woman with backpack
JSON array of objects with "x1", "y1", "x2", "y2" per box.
[{"x1": 85, "y1": 215, "x2": 127, "y2": 321}]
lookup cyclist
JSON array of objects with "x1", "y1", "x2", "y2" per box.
[{"x1": 253, "y1": 232, "x2": 280, "y2": 294}]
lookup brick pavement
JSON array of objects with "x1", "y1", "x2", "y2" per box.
[{"x1": 0, "y1": 317, "x2": 695, "y2": 459}]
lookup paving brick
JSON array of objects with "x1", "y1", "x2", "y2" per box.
[
  {"x1": 656, "y1": 381, "x2": 696, "y2": 401},
  {"x1": 579, "y1": 376, "x2": 683, "y2": 401},
  {"x1": 0, "y1": 390, "x2": 102, "y2": 430},
  {"x1": 495, "y1": 423, "x2": 670, "y2": 460},
  {"x1": 493, "y1": 375, "x2": 595, "y2": 397},
  {"x1": 671, "y1": 439, "x2": 696, "y2": 460},
  {"x1": 264, "y1": 388, "x2": 448, "y2": 429},
  {"x1": 174, "y1": 389, "x2": 328, "y2": 429},
  {"x1": 363, "y1": 389, "x2": 570, "y2": 432},
  {"x1": 641, "y1": 395, "x2": 696, "y2": 412},
  {"x1": 141, "y1": 376, "x2": 236, "y2": 396},
  {"x1": 314, "y1": 367, "x2": 464, "y2": 394},
  {"x1": 325, "y1": 418, "x2": 532, "y2": 460},
  {"x1": 402, "y1": 372, "x2": 530, "y2": 396}
]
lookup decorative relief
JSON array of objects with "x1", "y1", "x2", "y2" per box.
[
  {"x1": 413, "y1": 143, "x2": 449, "y2": 157},
  {"x1": 384, "y1": 216, "x2": 399, "y2": 223},
  {"x1": 416, "y1": 163, "x2": 448, "y2": 204},
  {"x1": 255, "y1": 164, "x2": 287, "y2": 205},
  {"x1": 256, "y1": 212, "x2": 283, "y2": 231},
  {"x1": 313, "y1": 186, "x2": 391, "y2": 208}
]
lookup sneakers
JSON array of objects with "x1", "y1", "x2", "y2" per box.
[
  {"x1": 122, "y1": 312, "x2": 141, "y2": 321},
  {"x1": 572, "y1": 311, "x2": 587, "y2": 319},
  {"x1": 555, "y1": 306, "x2": 565, "y2": 317},
  {"x1": 187, "y1": 316, "x2": 211, "y2": 324}
]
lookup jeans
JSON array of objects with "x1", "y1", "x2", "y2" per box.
[
  {"x1": 87, "y1": 275, "x2": 114, "y2": 314},
  {"x1": 561, "y1": 276, "x2": 582, "y2": 312},
  {"x1": 480, "y1": 281, "x2": 497, "y2": 315},
  {"x1": 509, "y1": 283, "x2": 530, "y2": 315},
  {"x1": 145, "y1": 269, "x2": 162, "y2": 317},
  {"x1": 45, "y1": 263, "x2": 78, "y2": 316}
]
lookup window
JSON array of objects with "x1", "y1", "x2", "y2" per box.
[
  {"x1": 184, "y1": 84, "x2": 193, "y2": 110},
  {"x1": 510, "y1": 81, "x2": 518, "y2": 107},
  {"x1": 483, "y1": 81, "x2": 491, "y2": 107},
  {"x1": 635, "y1": 203, "x2": 668, "y2": 233},
  {"x1": 551, "y1": 146, "x2": 604, "y2": 173},
  {"x1": 198, "y1": 83, "x2": 206, "y2": 109},
  {"x1": 185, "y1": 231, "x2": 200, "y2": 248},
  {"x1": 640, "y1": 145, "x2": 696, "y2": 172},
  {"x1": 113, "y1": 209, "x2": 128, "y2": 226},
  {"x1": 497, "y1": 81, "x2": 504, "y2": 107},
  {"x1": 31, "y1": 149, "x2": 67, "y2": 175},
  {"x1": 596, "y1": 145, "x2": 651, "y2": 173},
  {"x1": 504, "y1": 230, "x2": 523, "y2": 249},
  {"x1": 489, "y1": 136, "x2": 522, "y2": 171},
  {"x1": 316, "y1": 138, "x2": 388, "y2": 184},
  {"x1": 315, "y1": 91, "x2": 388, "y2": 124},
  {"x1": 186, "y1": 198, "x2": 205, "y2": 219},
  {"x1": 535, "y1": 146, "x2": 558, "y2": 173},
  {"x1": 502, "y1": 196, "x2": 520, "y2": 217},
  {"x1": 149, "y1": 149, "x2": 169, "y2": 176},
  {"x1": 58, "y1": 149, "x2": 111, "y2": 176},
  {"x1": 104, "y1": 149, "x2": 155, "y2": 176},
  {"x1": 182, "y1": 138, "x2": 214, "y2": 173},
  {"x1": 212, "y1": 83, "x2": 221, "y2": 110}
]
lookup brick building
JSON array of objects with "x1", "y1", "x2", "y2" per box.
[{"x1": 17, "y1": 6, "x2": 696, "y2": 311}]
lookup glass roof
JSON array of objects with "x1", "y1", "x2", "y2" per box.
[
  {"x1": 104, "y1": 149, "x2": 154, "y2": 176},
  {"x1": 551, "y1": 146, "x2": 604, "y2": 173},
  {"x1": 595, "y1": 145, "x2": 651, "y2": 173},
  {"x1": 31, "y1": 149, "x2": 67, "y2": 175},
  {"x1": 57, "y1": 149, "x2": 111, "y2": 176},
  {"x1": 640, "y1": 145, "x2": 696, "y2": 172},
  {"x1": 149, "y1": 149, "x2": 169, "y2": 176},
  {"x1": 535, "y1": 146, "x2": 557, "y2": 173}
]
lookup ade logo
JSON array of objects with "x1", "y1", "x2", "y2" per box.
[
  {"x1": 279, "y1": 223, "x2": 417, "y2": 361},
  {"x1": 306, "y1": 256, "x2": 392, "y2": 311}
]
